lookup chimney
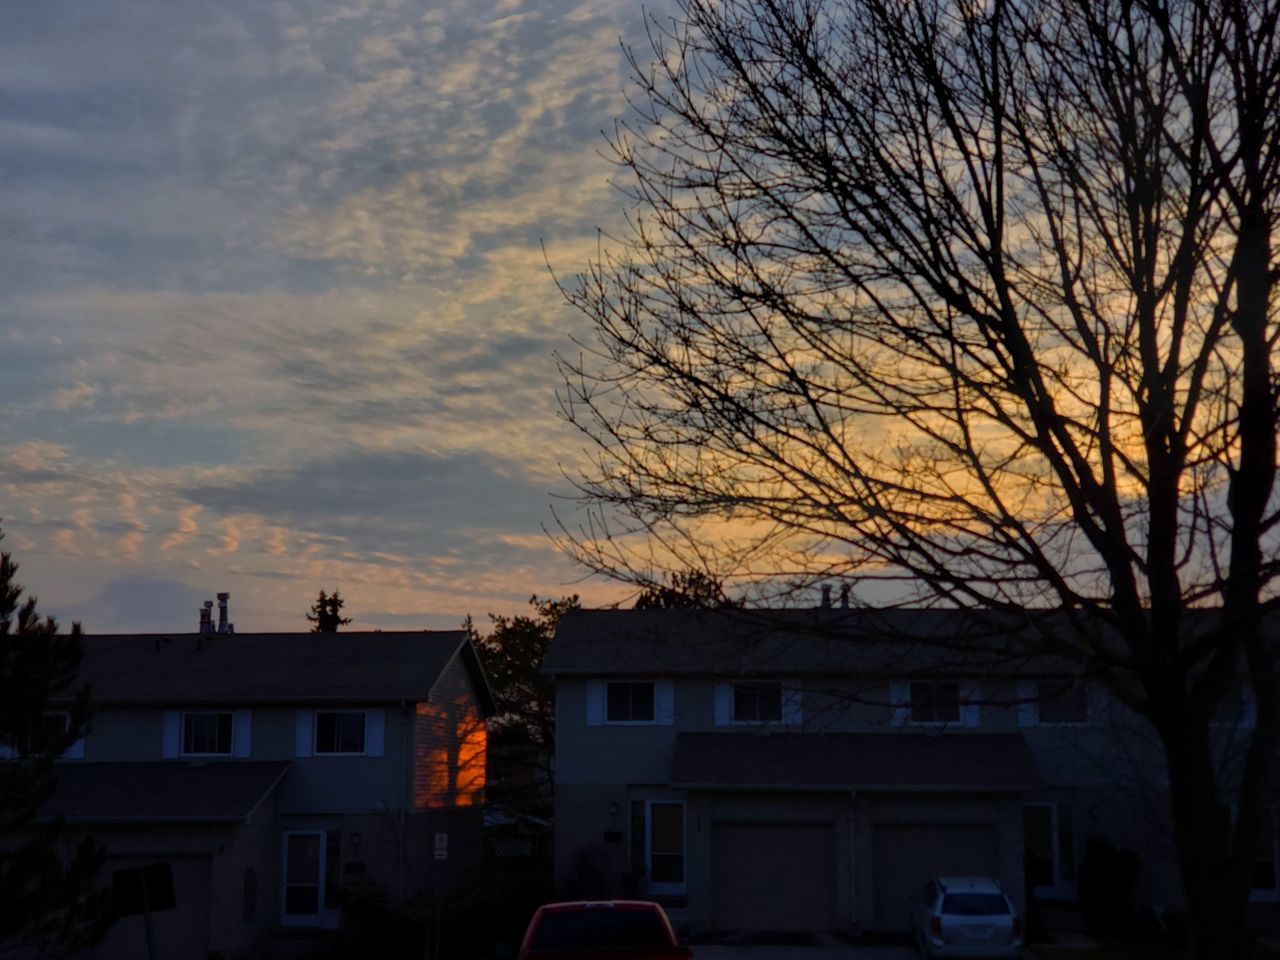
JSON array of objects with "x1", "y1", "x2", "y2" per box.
[
  {"x1": 820, "y1": 584, "x2": 832, "y2": 608},
  {"x1": 839, "y1": 584, "x2": 850, "y2": 609},
  {"x1": 217, "y1": 593, "x2": 230, "y2": 634},
  {"x1": 199, "y1": 601, "x2": 214, "y2": 634}
]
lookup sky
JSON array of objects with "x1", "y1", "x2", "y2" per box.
[{"x1": 1, "y1": 0, "x2": 662, "y2": 633}]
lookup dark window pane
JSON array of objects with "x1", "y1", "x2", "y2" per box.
[
  {"x1": 1058, "y1": 804, "x2": 1076, "y2": 881},
  {"x1": 285, "y1": 885, "x2": 319, "y2": 915},
  {"x1": 325, "y1": 831, "x2": 342, "y2": 901},
  {"x1": 1038, "y1": 683, "x2": 1089, "y2": 724},
  {"x1": 650, "y1": 853, "x2": 684, "y2": 883},
  {"x1": 183, "y1": 713, "x2": 232, "y2": 754},
  {"x1": 606, "y1": 683, "x2": 654, "y2": 722},
  {"x1": 734, "y1": 683, "x2": 782, "y2": 722},
  {"x1": 286, "y1": 835, "x2": 320, "y2": 883},
  {"x1": 941, "y1": 894, "x2": 1009, "y2": 916},
  {"x1": 911, "y1": 683, "x2": 960, "y2": 723},
  {"x1": 315, "y1": 712, "x2": 364, "y2": 753}
]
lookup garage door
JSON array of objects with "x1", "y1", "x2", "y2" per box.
[
  {"x1": 86, "y1": 856, "x2": 212, "y2": 960},
  {"x1": 713, "y1": 822, "x2": 837, "y2": 932},
  {"x1": 873, "y1": 824, "x2": 998, "y2": 932}
]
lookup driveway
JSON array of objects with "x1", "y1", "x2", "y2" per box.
[
  {"x1": 689, "y1": 933, "x2": 918, "y2": 960},
  {"x1": 694, "y1": 946, "x2": 918, "y2": 960}
]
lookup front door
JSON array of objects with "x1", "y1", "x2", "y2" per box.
[
  {"x1": 1024, "y1": 804, "x2": 1077, "y2": 900},
  {"x1": 282, "y1": 832, "x2": 325, "y2": 926}
]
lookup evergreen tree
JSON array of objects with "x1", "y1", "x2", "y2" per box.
[
  {"x1": 306, "y1": 590, "x2": 351, "y2": 633},
  {"x1": 0, "y1": 527, "x2": 110, "y2": 955}
]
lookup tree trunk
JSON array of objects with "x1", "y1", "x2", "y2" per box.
[{"x1": 1157, "y1": 697, "x2": 1252, "y2": 960}]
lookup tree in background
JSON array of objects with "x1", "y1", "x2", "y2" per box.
[
  {"x1": 470, "y1": 595, "x2": 579, "y2": 815},
  {"x1": 306, "y1": 590, "x2": 352, "y2": 633},
  {"x1": 634, "y1": 569, "x2": 737, "y2": 609},
  {"x1": 557, "y1": 0, "x2": 1280, "y2": 955},
  {"x1": 0, "y1": 528, "x2": 110, "y2": 955}
]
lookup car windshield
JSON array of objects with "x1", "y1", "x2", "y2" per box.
[
  {"x1": 529, "y1": 909, "x2": 671, "y2": 950},
  {"x1": 940, "y1": 893, "x2": 1010, "y2": 916}
]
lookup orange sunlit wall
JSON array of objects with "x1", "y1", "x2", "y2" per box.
[{"x1": 414, "y1": 697, "x2": 487, "y2": 809}]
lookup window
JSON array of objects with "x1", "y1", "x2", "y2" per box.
[
  {"x1": 910, "y1": 682, "x2": 960, "y2": 724},
  {"x1": 606, "y1": 682, "x2": 655, "y2": 723},
  {"x1": 1037, "y1": 682, "x2": 1089, "y2": 725},
  {"x1": 182, "y1": 712, "x2": 233, "y2": 755},
  {"x1": 1, "y1": 712, "x2": 79, "y2": 759},
  {"x1": 315, "y1": 711, "x2": 366, "y2": 754},
  {"x1": 733, "y1": 682, "x2": 782, "y2": 723}
]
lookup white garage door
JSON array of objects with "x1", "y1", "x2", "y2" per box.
[
  {"x1": 713, "y1": 822, "x2": 837, "y2": 932},
  {"x1": 873, "y1": 823, "x2": 999, "y2": 932}
]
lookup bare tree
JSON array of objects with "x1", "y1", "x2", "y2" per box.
[{"x1": 556, "y1": 0, "x2": 1280, "y2": 954}]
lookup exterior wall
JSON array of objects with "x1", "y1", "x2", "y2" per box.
[
  {"x1": 414, "y1": 654, "x2": 487, "y2": 809},
  {"x1": 854, "y1": 792, "x2": 1025, "y2": 930}
]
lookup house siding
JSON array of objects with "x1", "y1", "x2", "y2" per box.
[{"x1": 413, "y1": 651, "x2": 487, "y2": 808}]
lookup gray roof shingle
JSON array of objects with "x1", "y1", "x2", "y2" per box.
[
  {"x1": 543, "y1": 608, "x2": 1095, "y2": 679},
  {"x1": 68, "y1": 631, "x2": 493, "y2": 710},
  {"x1": 43, "y1": 761, "x2": 290, "y2": 822},
  {"x1": 671, "y1": 731, "x2": 1038, "y2": 792}
]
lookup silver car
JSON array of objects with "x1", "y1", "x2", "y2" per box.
[{"x1": 910, "y1": 876, "x2": 1024, "y2": 959}]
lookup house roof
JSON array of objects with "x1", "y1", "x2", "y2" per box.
[
  {"x1": 42, "y1": 761, "x2": 290, "y2": 822},
  {"x1": 67, "y1": 631, "x2": 495, "y2": 712},
  {"x1": 543, "y1": 607, "x2": 1098, "y2": 680},
  {"x1": 670, "y1": 731, "x2": 1039, "y2": 792}
]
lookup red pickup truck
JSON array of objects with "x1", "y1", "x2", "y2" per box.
[{"x1": 518, "y1": 900, "x2": 694, "y2": 960}]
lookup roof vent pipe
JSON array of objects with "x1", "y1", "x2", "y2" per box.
[
  {"x1": 820, "y1": 584, "x2": 832, "y2": 608},
  {"x1": 217, "y1": 593, "x2": 230, "y2": 634},
  {"x1": 839, "y1": 584, "x2": 850, "y2": 609}
]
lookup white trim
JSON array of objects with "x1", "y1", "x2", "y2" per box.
[{"x1": 645, "y1": 799, "x2": 687, "y2": 895}]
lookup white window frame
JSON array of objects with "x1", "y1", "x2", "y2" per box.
[
  {"x1": 605, "y1": 681, "x2": 658, "y2": 725},
  {"x1": 644, "y1": 799, "x2": 687, "y2": 895},
  {"x1": 313, "y1": 710, "x2": 368, "y2": 755},
  {"x1": 181, "y1": 711, "x2": 235, "y2": 757}
]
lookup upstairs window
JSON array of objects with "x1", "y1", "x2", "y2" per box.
[
  {"x1": 910, "y1": 682, "x2": 960, "y2": 724},
  {"x1": 1037, "y1": 682, "x2": 1089, "y2": 725},
  {"x1": 733, "y1": 682, "x2": 782, "y2": 723},
  {"x1": 607, "y1": 682, "x2": 655, "y2": 723},
  {"x1": 315, "y1": 711, "x2": 366, "y2": 754},
  {"x1": 182, "y1": 712, "x2": 233, "y2": 755}
]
